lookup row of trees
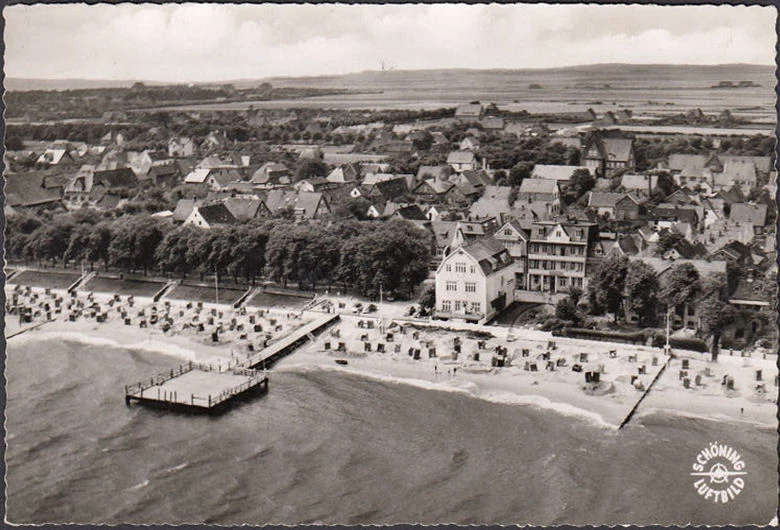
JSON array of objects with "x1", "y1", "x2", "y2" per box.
[
  {"x1": 7, "y1": 212, "x2": 434, "y2": 300},
  {"x1": 562, "y1": 255, "x2": 736, "y2": 350}
]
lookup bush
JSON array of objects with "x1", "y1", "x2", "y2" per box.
[{"x1": 553, "y1": 327, "x2": 648, "y2": 345}]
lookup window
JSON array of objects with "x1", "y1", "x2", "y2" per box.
[
  {"x1": 559, "y1": 278, "x2": 568, "y2": 287},
  {"x1": 470, "y1": 302, "x2": 481, "y2": 313},
  {"x1": 442, "y1": 301, "x2": 451, "y2": 312},
  {"x1": 465, "y1": 282, "x2": 477, "y2": 293},
  {"x1": 445, "y1": 264, "x2": 452, "y2": 272},
  {"x1": 455, "y1": 263, "x2": 466, "y2": 273},
  {"x1": 687, "y1": 306, "x2": 695, "y2": 316},
  {"x1": 470, "y1": 265, "x2": 476, "y2": 274},
  {"x1": 454, "y1": 301, "x2": 462, "y2": 311},
  {"x1": 446, "y1": 281, "x2": 457, "y2": 291},
  {"x1": 504, "y1": 229, "x2": 512, "y2": 236}
]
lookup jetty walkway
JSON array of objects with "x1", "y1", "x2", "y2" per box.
[{"x1": 124, "y1": 312, "x2": 340, "y2": 413}]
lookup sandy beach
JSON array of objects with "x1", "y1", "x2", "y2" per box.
[{"x1": 6, "y1": 284, "x2": 778, "y2": 430}]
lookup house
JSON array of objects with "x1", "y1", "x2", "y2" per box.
[
  {"x1": 586, "y1": 192, "x2": 625, "y2": 219},
  {"x1": 428, "y1": 220, "x2": 459, "y2": 257},
  {"x1": 607, "y1": 235, "x2": 642, "y2": 258},
  {"x1": 620, "y1": 173, "x2": 658, "y2": 196},
  {"x1": 582, "y1": 133, "x2": 635, "y2": 176},
  {"x1": 446, "y1": 151, "x2": 479, "y2": 173},
  {"x1": 468, "y1": 186, "x2": 513, "y2": 220},
  {"x1": 531, "y1": 165, "x2": 590, "y2": 185},
  {"x1": 168, "y1": 137, "x2": 197, "y2": 158},
  {"x1": 493, "y1": 219, "x2": 530, "y2": 289},
  {"x1": 251, "y1": 162, "x2": 291, "y2": 187},
  {"x1": 713, "y1": 161, "x2": 757, "y2": 193},
  {"x1": 516, "y1": 179, "x2": 562, "y2": 216},
  {"x1": 435, "y1": 236, "x2": 515, "y2": 323},
  {"x1": 455, "y1": 169, "x2": 493, "y2": 191},
  {"x1": 172, "y1": 199, "x2": 201, "y2": 224},
  {"x1": 364, "y1": 176, "x2": 409, "y2": 203},
  {"x1": 201, "y1": 131, "x2": 229, "y2": 151},
  {"x1": 183, "y1": 203, "x2": 238, "y2": 229},
  {"x1": 184, "y1": 167, "x2": 242, "y2": 191},
  {"x1": 729, "y1": 203, "x2": 769, "y2": 235},
  {"x1": 264, "y1": 190, "x2": 331, "y2": 220},
  {"x1": 294, "y1": 177, "x2": 338, "y2": 193},
  {"x1": 480, "y1": 117, "x2": 505, "y2": 131},
  {"x1": 411, "y1": 179, "x2": 455, "y2": 203},
  {"x1": 36, "y1": 148, "x2": 71, "y2": 166},
  {"x1": 393, "y1": 204, "x2": 428, "y2": 221},
  {"x1": 326, "y1": 164, "x2": 360, "y2": 184},
  {"x1": 223, "y1": 197, "x2": 271, "y2": 222},
  {"x1": 526, "y1": 220, "x2": 599, "y2": 294},
  {"x1": 127, "y1": 150, "x2": 155, "y2": 178},
  {"x1": 709, "y1": 241, "x2": 753, "y2": 266},
  {"x1": 459, "y1": 136, "x2": 481, "y2": 151},
  {"x1": 5, "y1": 173, "x2": 63, "y2": 212},
  {"x1": 652, "y1": 203, "x2": 699, "y2": 229},
  {"x1": 454, "y1": 102, "x2": 483, "y2": 121},
  {"x1": 450, "y1": 218, "x2": 499, "y2": 249},
  {"x1": 614, "y1": 194, "x2": 646, "y2": 221},
  {"x1": 148, "y1": 164, "x2": 180, "y2": 188}
]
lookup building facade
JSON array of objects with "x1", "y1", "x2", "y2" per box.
[
  {"x1": 526, "y1": 220, "x2": 598, "y2": 293},
  {"x1": 435, "y1": 237, "x2": 515, "y2": 323}
]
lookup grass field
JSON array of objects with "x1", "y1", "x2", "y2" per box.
[
  {"x1": 166, "y1": 284, "x2": 246, "y2": 305},
  {"x1": 11, "y1": 270, "x2": 82, "y2": 290},
  {"x1": 247, "y1": 291, "x2": 309, "y2": 309},
  {"x1": 82, "y1": 276, "x2": 166, "y2": 298}
]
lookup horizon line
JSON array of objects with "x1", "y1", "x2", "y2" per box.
[{"x1": 6, "y1": 61, "x2": 774, "y2": 87}]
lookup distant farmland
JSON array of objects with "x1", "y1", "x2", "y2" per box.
[{"x1": 148, "y1": 64, "x2": 776, "y2": 122}]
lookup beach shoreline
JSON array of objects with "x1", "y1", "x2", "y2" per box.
[{"x1": 5, "y1": 284, "x2": 778, "y2": 431}]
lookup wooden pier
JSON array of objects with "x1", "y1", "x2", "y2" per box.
[
  {"x1": 241, "y1": 313, "x2": 340, "y2": 369},
  {"x1": 125, "y1": 360, "x2": 268, "y2": 414},
  {"x1": 123, "y1": 313, "x2": 339, "y2": 414}
]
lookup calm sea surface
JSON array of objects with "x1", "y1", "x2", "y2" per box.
[{"x1": 5, "y1": 338, "x2": 777, "y2": 525}]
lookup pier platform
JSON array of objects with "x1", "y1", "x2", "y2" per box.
[{"x1": 125, "y1": 361, "x2": 268, "y2": 414}]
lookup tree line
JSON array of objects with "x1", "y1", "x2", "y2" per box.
[
  {"x1": 553, "y1": 255, "x2": 740, "y2": 351},
  {"x1": 6, "y1": 212, "x2": 433, "y2": 300}
]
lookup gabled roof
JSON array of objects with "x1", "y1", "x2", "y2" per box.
[
  {"x1": 93, "y1": 168, "x2": 138, "y2": 188},
  {"x1": 371, "y1": 177, "x2": 409, "y2": 200},
  {"x1": 458, "y1": 236, "x2": 513, "y2": 275},
  {"x1": 447, "y1": 151, "x2": 477, "y2": 165},
  {"x1": 5, "y1": 173, "x2": 63, "y2": 207},
  {"x1": 531, "y1": 165, "x2": 588, "y2": 182},
  {"x1": 518, "y1": 178, "x2": 559, "y2": 195},
  {"x1": 196, "y1": 203, "x2": 238, "y2": 226},
  {"x1": 468, "y1": 186, "x2": 512, "y2": 219},
  {"x1": 459, "y1": 169, "x2": 493, "y2": 187},
  {"x1": 638, "y1": 257, "x2": 726, "y2": 278},
  {"x1": 394, "y1": 204, "x2": 427, "y2": 220},
  {"x1": 730, "y1": 203, "x2": 768, "y2": 226},
  {"x1": 265, "y1": 190, "x2": 328, "y2": 218},
  {"x1": 430, "y1": 220, "x2": 458, "y2": 249},
  {"x1": 587, "y1": 191, "x2": 624, "y2": 209},
  {"x1": 184, "y1": 167, "x2": 212, "y2": 184},
  {"x1": 173, "y1": 199, "x2": 200, "y2": 222},
  {"x1": 414, "y1": 179, "x2": 454, "y2": 195},
  {"x1": 223, "y1": 197, "x2": 268, "y2": 222},
  {"x1": 455, "y1": 103, "x2": 483, "y2": 118}
]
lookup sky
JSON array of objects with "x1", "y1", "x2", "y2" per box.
[{"x1": 4, "y1": 3, "x2": 776, "y2": 82}]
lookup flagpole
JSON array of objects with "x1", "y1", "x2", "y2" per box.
[{"x1": 215, "y1": 270, "x2": 219, "y2": 304}]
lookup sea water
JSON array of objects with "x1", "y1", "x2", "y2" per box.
[{"x1": 5, "y1": 338, "x2": 777, "y2": 525}]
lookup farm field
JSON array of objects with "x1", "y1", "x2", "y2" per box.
[{"x1": 147, "y1": 64, "x2": 776, "y2": 123}]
